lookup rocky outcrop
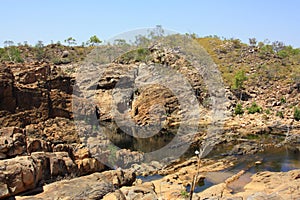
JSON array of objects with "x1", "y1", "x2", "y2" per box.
[
  {"x1": 89, "y1": 46, "x2": 208, "y2": 127},
  {"x1": 0, "y1": 152, "x2": 106, "y2": 199},
  {"x1": 25, "y1": 117, "x2": 79, "y2": 145},
  {"x1": 15, "y1": 169, "x2": 135, "y2": 200},
  {"x1": 0, "y1": 127, "x2": 26, "y2": 159},
  {"x1": 233, "y1": 169, "x2": 300, "y2": 199},
  {"x1": 0, "y1": 62, "x2": 73, "y2": 127}
]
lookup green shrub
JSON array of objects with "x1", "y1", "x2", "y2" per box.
[
  {"x1": 247, "y1": 102, "x2": 262, "y2": 114},
  {"x1": 121, "y1": 48, "x2": 150, "y2": 62},
  {"x1": 230, "y1": 38, "x2": 242, "y2": 49},
  {"x1": 280, "y1": 97, "x2": 286, "y2": 104},
  {"x1": 277, "y1": 45, "x2": 300, "y2": 59},
  {"x1": 2, "y1": 47, "x2": 24, "y2": 63},
  {"x1": 294, "y1": 107, "x2": 300, "y2": 121},
  {"x1": 276, "y1": 111, "x2": 284, "y2": 118},
  {"x1": 259, "y1": 45, "x2": 274, "y2": 59},
  {"x1": 180, "y1": 190, "x2": 189, "y2": 198},
  {"x1": 235, "y1": 103, "x2": 244, "y2": 115},
  {"x1": 277, "y1": 50, "x2": 288, "y2": 59},
  {"x1": 232, "y1": 70, "x2": 247, "y2": 90},
  {"x1": 265, "y1": 109, "x2": 271, "y2": 115}
]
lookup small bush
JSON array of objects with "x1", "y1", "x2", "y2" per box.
[
  {"x1": 276, "y1": 111, "x2": 284, "y2": 118},
  {"x1": 180, "y1": 190, "x2": 189, "y2": 198},
  {"x1": 233, "y1": 70, "x2": 247, "y2": 90},
  {"x1": 259, "y1": 45, "x2": 274, "y2": 59},
  {"x1": 2, "y1": 47, "x2": 24, "y2": 63},
  {"x1": 230, "y1": 38, "x2": 242, "y2": 49},
  {"x1": 265, "y1": 109, "x2": 271, "y2": 115},
  {"x1": 280, "y1": 97, "x2": 286, "y2": 104},
  {"x1": 121, "y1": 48, "x2": 150, "y2": 63},
  {"x1": 247, "y1": 102, "x2": 262, "y2": 114},
  {"x1": 235, "y1": 103, "x2": 244, "y2": 115},
  {"x1": 294, "y1": 107, "x2": 300, "y2": 121}
]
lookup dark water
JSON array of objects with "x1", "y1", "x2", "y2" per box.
[
  {"x1": 99, "y1": 122, "x2": 300, "y2": 193},
  {"x1": 100, "y1": 122, "x2": 177, "y2": 153},
  {"x1": 137, "y1": 174, "x2": 163, "y2": 182},
  {"x1": 192, "y1": 146, "x2": 300, "y2": 193},
  {"x1": 137, "y1": 146, "x2": 300, "y2": 193}
]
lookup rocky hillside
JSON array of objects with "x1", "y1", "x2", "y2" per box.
[{"x1": 0, "y1": 36, "x2": 299, "y2": 199}]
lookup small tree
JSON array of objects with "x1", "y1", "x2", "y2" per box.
[
  {"x1": 35, "y1": 41, "x2": 45, "y2": 61},
  {"x1": 272, "y1": 41, "x2": 285, "y2": 53},
  {"x1": 87, "y1": 35, "x2": 102, "y2": 46},
  {"x1": 249, "y1": 38, "x2": 257, "y2": 47},
  {"x1": 148, "y1": 25, "x2": 165, "y2": 39},
  {"x1": 235, "y1": 103, "x2": 244, "y2": 115},
  {"x1": 4, "y1": 40, "x2": 14, "y2": 47},
  {"x1": 64, "y1": 37, "x2": 77, "y2": 46},
  {"x1": 247, "y1": 102, "x2": 262, "y2": 114},
  {"x1": 233, "y1": 70, "x2": 247, "y2": 100}
]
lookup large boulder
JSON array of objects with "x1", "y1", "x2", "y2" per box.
[
  {"x1": 0, "y1": 152, "x2": 106, "y2": 199},
  {"x1": 0, "y1": 127, "x2": 26, "y2": 159},
  {"x1": 15, "y1": 170, "x2": 136, "y2": 200}
]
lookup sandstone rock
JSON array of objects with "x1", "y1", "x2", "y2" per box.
[
  {"x1": 232, "y1": 170, "x2": 300, "y2": 199},
  {"x1": 0, "y1": 66, "x2": 16, "y2": 112},
  {"x1": 27, "y1": 138, "x2": 52, "y2": 154},
  {"x1": 61, "y1": 50, "x2": 70, "y2": 58},
  {"x1": 0, "y1": 152, "x2": 106, "y2": 199},
  {"x1": 0, "y1": 156, "x2": 38, "y2": 196},
  {"x1": 73, "y1": 146, "x2": 91, "y2": 160},
  {"x1": 25, "y1": 117, "x2": 79, "y2": 145},
  {"x1": 76, "y1": 157, "x2": 105, "y2": 176},
  {"x1": 0, "y1": 127, "x2": 26, "y2": 159},
  {"x1": 0, "y1": 63, "x2": 73, "y2": 127},
  {"x1": 103, "y1": 190, "x2": 126, "y2": 200},
  {"x1": 15, "y1": 170, "x2": 136, "y2": 200}
]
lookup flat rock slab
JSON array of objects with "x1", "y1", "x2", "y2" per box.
[{"x1": 16, "y1": 170, "x2": 136, "y2": 200}]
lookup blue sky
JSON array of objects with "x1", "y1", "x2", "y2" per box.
[{"x1": 1, "y1": 0, "x2": 300, "y2": 47}]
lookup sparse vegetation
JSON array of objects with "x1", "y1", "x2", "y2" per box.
[
  {"x1": 180, "y1": 190, "x2": 189, "y2": 198},
  {"x1": 235, "y1": 103, "x2": 244, "y2": 115},
  {"x1": 232, "y1": 70, "x2": 247, "y2": 90},
  {"x1": 0, "y1": 46, "x2": 24, "y2": 63},
  {"x1": 280, "y1": 97, "x2": 286, "y2": 104},
  {"x1": 119, "y1": 48, "x2": 151, "y2": 63},
  {"x1": 294, "y1": 107, "x2": 300, "y2": 121},
  {"x1": 265, "y1": 109, "x2": 271, "y2": 115},
  {"x1": 276, "y1": 111, "x2": 284, "y2": 118},
  {"x1": 247, "y1": 102, "x2": 262, "y2": 114}
]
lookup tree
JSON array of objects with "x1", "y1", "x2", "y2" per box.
[
  {"x1": 148, "y1": 25, "x2": 165, "y2": 39},
  {"x1": 87, "y1": 35, "x2": 102, "y2": 46},
  {"x1": 233, "y1": 70, "x2": 247, "y2": 90},
  {"x1": 4, "y1": 40, "x2": 14, "y2": 47},
  {"x1": 64, "y1": 37, "x2": 77, "y2": 46},
  {"x1": 134, "y1": 34, "x2": 150, "y2": 47},
  {"x1": 272, "y1": 41, "x2": 285, "y2": 53},
  {"x1": 233, "y1": 70, "x2": 248, "y2": 100},
  {"x1": 114, "y1": 39, "x2": 127, "y2": 46},
  {"x1": 35, "y1": 41, "x2": 45, "y2": 61},
  {"x1": 35, "y1": 40, "x2": 44, "y2": 48},
  {"x1": 249, "y1": 38, "x2": 257, "y2": 47}
]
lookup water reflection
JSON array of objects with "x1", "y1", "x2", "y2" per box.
[
  {"x1": 100, "y1": 122, "x2": 177, "y2": 153},
  {"x1": 191, "y1": 146, "x2": 300, "y2": 193}
]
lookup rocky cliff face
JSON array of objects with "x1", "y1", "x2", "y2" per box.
[{"x1": 0, "y1": 62, "x2": 73, "y2": 127}]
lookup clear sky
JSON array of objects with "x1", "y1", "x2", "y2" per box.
[{"x1": 1, "y1": 0, "x2": 300, "y2": 47}]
